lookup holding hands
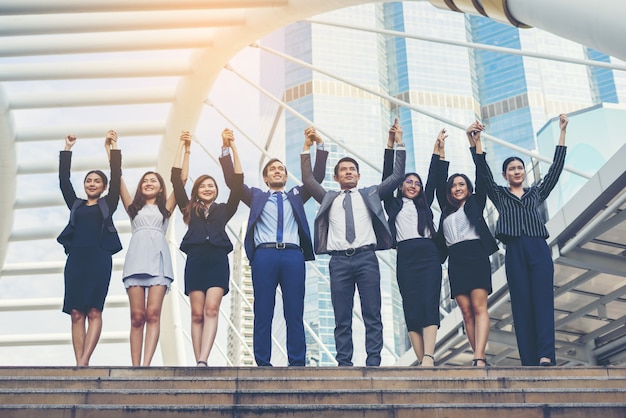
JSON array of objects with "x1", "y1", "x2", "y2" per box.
[
  {"x1": 105, "y1": 130, "x2": 118, "y2": 150},
  {"x1": 466, "y1": 120, "x2": 485, "y2": 143},
  {"x1": 222, "y1": 128, "x2": 235, "y2": 148},
  {"x1": 387, "y1": 118, "x2": 403, "y2": 148},
  {"x1": 303, "y1": 126, "x2": 323, "y2": 151}
]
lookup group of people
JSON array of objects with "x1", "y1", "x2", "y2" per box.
[{"x1": 58, "y1": 113, "x2": 569, "y2": 368}]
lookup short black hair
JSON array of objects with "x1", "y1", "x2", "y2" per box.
[{"x1": 334, "y1": 157, "x2": 359, "y2": 176}]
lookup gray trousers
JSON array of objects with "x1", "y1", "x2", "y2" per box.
[{"x1": 329, "y1": 250, "x2": 382, "y2": 366}]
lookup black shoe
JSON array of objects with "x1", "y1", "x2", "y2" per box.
[
  {"x1": 472, "y1": 358, "x2": 488, "y2": 367},
  {"x1": 539, "y1": 360, "x2": 555, "y2": 367}
]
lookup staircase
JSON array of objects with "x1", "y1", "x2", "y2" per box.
[{"x1": 0, "y1": 366, "x2": 624, "y2": 417}]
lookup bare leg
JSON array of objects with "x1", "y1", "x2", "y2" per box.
[
  {"x1": 456, "y1": 294, "x2": 476, "y2": 353},
  {"x1": 421, "y1": 325, "x2": 438, "y2": 367},
  {"x1": 189, "y1": 290, "x2": 205, "y2": 362},
  {"x1": 142, "y1": 285, "x2": 167, "y2": 366},
  {"x1": 408, "y1": 331, "x2": 424, "y2": 364},
  {"x1": 127, "y1": 286, "x2": 147, "y2": 366},
  {"x1": 70, "y1": 309, "x2": 86, "y2": 366},
  {"x1": 471, "y1": 289, "x2": 490, "y2": 366},
  {"x1": 197, "y1": 287, "x2": 225, "y2": 364},
  {"x1": 77, "y1": 308, "x2": 103, "y2": 366}
]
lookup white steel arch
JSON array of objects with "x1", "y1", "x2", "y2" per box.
[{"x1": 1, "y1": 0, "x2": 625, "y2": 366}]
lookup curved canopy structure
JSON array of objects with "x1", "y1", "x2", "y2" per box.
[{"x1": 1, "y1": 0, "x2": 625, "y2": 366}]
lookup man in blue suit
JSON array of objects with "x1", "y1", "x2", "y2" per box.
[
  {"x1": 220, "y1": 131, "x2": 328, "y2": 366},
  {"x1": 301, "y1": 123, "x2": 405, "y2": 366}
]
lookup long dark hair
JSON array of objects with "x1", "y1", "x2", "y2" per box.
[
  {"x1": 183, "y1": 174, "x2": 219, "y2": 225},
  {"x1": 442, "y1": 173, "x2": 474, "y2": 219},
  {"x1": 127, "y1": 171, "x2": 170, "y2": 221},
  {"x1": 399, "y1": 172, "x2": 435, "y2": 237}
]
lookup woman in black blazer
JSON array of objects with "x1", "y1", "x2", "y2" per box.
[
  {"x1": 383, "y1": 124, "x2": 442, "y2": 367},
  {"x1": 435, "y1": 128, "x2": 498, "y2": 367},
  {"x1": 57, "y1": 131, "x2": 122, "y2": 366},
  {"x1": 171, "y1": 129, "x2": 243, "y2": 367}
]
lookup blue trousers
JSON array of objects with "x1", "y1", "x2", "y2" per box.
[
  {"x1": 505, "y1": 235, "x2": 556, "y2": 366},
  {"x1": 251, "y1": 247, "x2": 306, "y2": 366},
  {"x1": 329, "y1": 250, "x2": 382, "y2": 366}
]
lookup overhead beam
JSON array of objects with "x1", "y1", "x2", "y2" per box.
[
  {"x1": 0, "y1": 0, "x2": 286, "y2": 14},
  {"x1": 0, "y1": 11, "x2": 245, "y2": 36},
  {"x1": 9, "y1": 87, "x2": 176, "y2": 109},
  {"x1": 17, "y1": 154, "x2": 157, "y2": 175},
  {"x1": 15, "y1": 121, "x2": 165, "y2": 142},
  {"x1": 1, "y1": 259, "x2": 124, "y2": 276},
  {"x1": 557, "y1": 248, "x2": 626, "y2": 278},
  {"x1": 0, "y1": 29, "x2": 215, "y2": 57},
  {"x1": 0, "y1": 60, "x2": 191, "y2": 81}
]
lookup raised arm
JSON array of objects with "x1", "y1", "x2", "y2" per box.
[
  {"x1": 471, "y1": 122, "x2": 501, "y2": 205},
  {"x1": 537, "y1": 113, "x2": 568, "y2": 201},
  {"x1": 59, "y1": 135, "x2": 78, "y2": 209},
  {"x1": 219, "y1": 128, "x2": 253, "y2": 206},
  {"x1": 435, "y1": 135, "x2": 450, "y2": 211},
  {"x1": 164, "y1": 133, "x2": 189, "y2": 214},
  {"x1": 170, "y1": 132, "x2": 192, "y2": 212},
  {"x1": 377, "y1": 119, "x2": 406, "y2": 199},
  {"x1": 381, "y1": 120, "x2": 398, "y2": 182},
  {"x1": 301, "y1": 127, "x2": 327, "y2": 204},
  {"x1": 105, "y1": 132, "x2": 122, "y2": 213},
  {"x1": 222, "y1": 132, "x2": 244, "y2": 218}
]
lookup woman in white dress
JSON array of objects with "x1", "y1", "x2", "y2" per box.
[{"x1": 119, "y1": 131, "x2": 190, "y2": 366}]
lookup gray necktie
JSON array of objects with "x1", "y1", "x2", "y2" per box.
[{"x1": 343, "y1": 190, "x2": 355, "y2": 243}]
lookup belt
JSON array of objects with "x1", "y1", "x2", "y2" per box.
[
  {"x1": 256, "y1": 242, "x2": 301, "y2": 250},
  {"x1": 329, "y1": 244, "x2": 375, "y2": 257}
]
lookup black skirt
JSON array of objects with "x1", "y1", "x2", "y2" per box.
[
  {"x1": 63, "y1": 246, "x2": 112, "y2": 315},
  {"x1": 184, "y1": 242, "x2": 230, "y2": 296},
  {"x1": 447, "y1": 239, "x2": 492, "y2": 298},
  {"x1": 396, "y1": 238, "x2": 442, "y2": 331}
]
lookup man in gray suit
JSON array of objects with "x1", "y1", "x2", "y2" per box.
[{"x1": 301, "y1": 121, "x2": 405, "y2": 366}]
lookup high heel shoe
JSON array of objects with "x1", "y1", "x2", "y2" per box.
[
  {"x1": 196, "y1": 360, "x2": 208, "y2": 367},
  {"x1": 421, "y1": 354, "x2": 435, "y2": 367}
]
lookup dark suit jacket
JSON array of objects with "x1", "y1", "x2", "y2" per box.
[
  {"x1": 220, "y1": 149, "x2": 328, "y2": 262},
  {"x1": 382, "y1": 151, "x2": 438, "y2": 245},
  {"x1": 435, "y1": 149, "x2": 499, "y2": 262},
  {"x1": 301, "y1": 148, "x2": 405, "y2": 254},
  {"x1": 57, "y1": 149, "x2": 123, "y2": 255},
  {"x1": 171, "y1": 167, "x2": 242, "y2": 254}
]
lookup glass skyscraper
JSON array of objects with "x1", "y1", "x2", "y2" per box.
[{"x1": 257, "y1": 1, "x2": 624, "y2": 366}]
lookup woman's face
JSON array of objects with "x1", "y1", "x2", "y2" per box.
[
  {"x1": 503, "y1": 159, "x2": 526, "y2": 187},
  {"x1": 401, "y1": 175, "x2": 422, "y2": 199},
  {"x1": 449, "y1": 175, "x2": 470, "y2": 204},
  {"x1": 84, "y1": 173, "x2": 106, "y2": 199},
  {"x1": 141, "y1": 173, "x2": 162, "y2": 199},
  {"x1": 197, "y1": 178, "x2": 217, "y2": 204}
]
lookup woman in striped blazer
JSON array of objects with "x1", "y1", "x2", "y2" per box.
[{"x1": 472, "y1": 115, "x2": 568, "y2": 366}]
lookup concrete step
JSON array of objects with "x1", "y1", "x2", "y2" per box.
[
  {"x1": 1, "y1": 403, "x2": 626, "y2": 418},
  {"x1": 0, "y1": 366, "x2": 624, "y2": 418},
  {"x1": 2, "y1": 375, "x2": 625, "y2": 391},
  {"x1": 0, "y1": 387, "x2": 625, "y2": 405}
]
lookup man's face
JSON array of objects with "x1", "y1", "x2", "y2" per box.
[
  {"x1": 334, "y1": 161, "x2": 360, "y2": 190},
  {"x1": 263, "y1": 161, "x2": 287, "y2": 189}
]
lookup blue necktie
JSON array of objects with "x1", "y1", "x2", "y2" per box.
[
  {"x1": 343, "y1": 190, "x2": 355, "y2": 243},
  {"x1": 275, "y1": 191, "x2": 283, "y2": 243}
]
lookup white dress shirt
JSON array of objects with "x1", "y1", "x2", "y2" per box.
[{"x1": 327, "y1": 188, "x2": 376, "y2": 251}]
